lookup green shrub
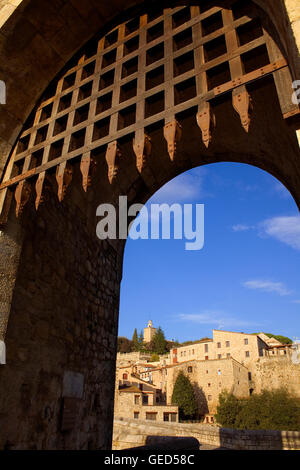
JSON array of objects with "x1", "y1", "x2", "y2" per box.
[
  {"x1": 150, "y1": 353, "x2": 160, "y2": 362},
  {"x1": 215, "y1": 390, "x2": 245, "y2": 428},
  {"x1": 216, "y1": 389, "x2": 300, "y2": 431}
]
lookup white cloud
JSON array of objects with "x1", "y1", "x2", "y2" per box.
[
  {"x1": 232, "y1": 224, "x2": 255, "y2": 232},
  {"x1": 232, "y1": 215, "x2": 300, "y2": 251},
  {"x1": 243, "y1": 279, "x2": 292, "y2": 296},
  {"x1": 259, "y1": 215, "x2": 300, "y2": 251},
  {"x1": 177, "y1": 311, "x2": 263, "y2": 329},
  {"x1": 150, "y1": 167, "x2": 209, "y2": 204},
  {"x1": 273, "y1": 181, "x2": 291, "y2": 200},
  {"x1": 291, "y1": 300, "x2": 300, "y2": 304}
]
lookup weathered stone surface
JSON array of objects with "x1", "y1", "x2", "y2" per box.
[
  {"x1": 0, "y1": 0, "x2": 299, "y2": 179},
  {"x1": 0, "y1": 0, "x2": 299, "y2": 451},
  {"x1": 113, "y1": 418, "x2": 300, "y2": 450}
]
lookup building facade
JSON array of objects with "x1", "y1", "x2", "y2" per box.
[
  {"x1": 151, "y1": 357, "x2": 249, "y2": 423},
  {"x1": 143, "y1": 320, "x2": 157, "y2": 343},
  {"x1": 170, "y1": 330, "x2": 268, "y2": 370},
  {"x1": 116, "y1": 327, "x2": 300, "y2": 424}
]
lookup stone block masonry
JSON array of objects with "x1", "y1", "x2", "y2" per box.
[
  {"x1": 0, "y1": 0, "x2": 300, "y2": 451},
  {"x1": 0, "y1": 180, "x2": 125, "y2": 450},
  {"x1": 113, "y1": 418, "x2": 300, "y2": 450}
]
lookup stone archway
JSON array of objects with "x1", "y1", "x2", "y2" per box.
[
  {"x1": 0, "y1": 0, "x2": 299, "y2": 450},
  {"x1": 0, "y1": 0, "x2": 299, "y2": 175}
]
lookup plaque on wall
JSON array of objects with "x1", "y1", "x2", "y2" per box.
[{"x1": 62, "y1": 371, "x2": 84, "y2": 399}]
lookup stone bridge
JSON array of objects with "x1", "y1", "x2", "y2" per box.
[
  {"x1": 0, "y1": 0, "x2": 299, "y2": 450},
  {"x1": 113, "y1": 417, "x2": 300, "y2": 450}
]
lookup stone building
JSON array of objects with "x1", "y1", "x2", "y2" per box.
[
  {"x1": 115, "y1": 329, "x2": 300, "y2": 424},
  {"x1": 143, "y1": 320, "x2": 157, "y2": 343},
  {"x1": 114, "y1": 385, "x2": 178, "y2": 422},
  {"x1": 151, "y1": 357, "x2": 249, "y2": 423},
  {"x1": 114, "y1": 359, "x2": 179, "y2": 423},
  {"x1": 252, "y1": 344, "x2": 300, "y2": 396},
  {"x1": 170, "y1": 330, "x2": 269, "y2": 370}
]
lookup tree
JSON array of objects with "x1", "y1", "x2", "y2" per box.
[
  {"x1": 252, "y1": 332, "x2": 293, "y2": 344},
  {"x1": 117, "y1": 336, "x2": 132, "y2": 353},
  {"x1": 171, "y1": 371, "x2": 198, "y2": 420},
  {"x1": 215, "y1": 389, "x2": 300, "y2": 431},
  {"x1": 138, "y1": 330, "x2": 144, "y2": 351},
  {"x1": 264, "y1": 333, "x2": 293, "y2": 345},
  {"x1": 215, "y1": 390, "x2": 245, "y2": 428},
  {"x1": 152, "y1": 326, "x2": 167, "y2": 355},
  {"x1": 166, "y1": 340, "x2": 180, "y2": 351},
  {"x1": 132, "y1": 328, "x2": 139, "y2": 351}
]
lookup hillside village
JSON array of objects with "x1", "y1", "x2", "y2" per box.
[{"x1": 115, "y1": 321, "x2": 300, "y2": 424}]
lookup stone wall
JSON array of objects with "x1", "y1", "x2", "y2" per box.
[
  {"x1": 113, "y1": 417, "x2": 300, "y2": 450},
  {"x1": 253, "y1": 356, "x2": 300, "y2": 397},
  {"x1": 0, "y1": 173, "x2": 124, "y2": 449}
]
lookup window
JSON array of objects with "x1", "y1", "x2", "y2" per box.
[
  {"x1": 134, "y1": 395, "x2": 140, "y2": 405},
  {"x1": 208, "y1": 383, "x2": 211, "y2": 387},
  {"x1": 227, "y1": 353, "x2": 231, "y2": 358},
  {"x1": 217, "y1": 370, "x2": 221, "y2": 375},
  {"x1": 192, "y1": 349, "x2": 194, "y2": 355},
  {"x1": 204, "y1": 344, "x2": 209, "y2": 353},
  {"x1": 245, "y1": 351, "x2": 250, "y2": 358},
  {"x1": 217, "y1": 342, "x2": 221, "y2": 348},
  {"x1": 122, "y1": 373, "x2": 128, "y2": 380},
  {"x1": 146, "y1": 412, "x2": 157, "y2": 421},
  {"x1": 205, "y1": 356, "x2": 209, "y2": 360},
  {"x1": 187, "y1": 366, "x2": 193, "y2": 373},
  {"x1": 163, "y1": 412, "x2": 177, "y2": 423},
  {"x1": 226, "y1": 341, "x2": 230, "y2": 347},
  {"x1": 134, "y1": 412, "x2": 139, "y2": 419},
  {"x1": 208, "y1": 395, "x2": 212, "y2": 401},
  {"x1": 218, "y1": 354, "x2": 222, "y2": 359},
  {"x1": 142, "y1": 395, "x2": 149, "y2": 405},
  {"x1": 248, "y1": 372, "x2": 252, "y2": 381},
  {"x1": 244, "y1": 338, "x2": 248, "y2": 345}
]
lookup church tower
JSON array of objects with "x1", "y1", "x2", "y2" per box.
[{"x1": 143, "y1": 320, "x2": 156, "y2": 343}]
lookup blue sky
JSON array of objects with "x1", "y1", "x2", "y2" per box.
[{"x1": 118, "y1": 163, "x2": 300, "y2": 343}]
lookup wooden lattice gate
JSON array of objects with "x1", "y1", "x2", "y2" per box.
[{"x1": 0, "y1": 0, "x2": 299, "y2": 223}]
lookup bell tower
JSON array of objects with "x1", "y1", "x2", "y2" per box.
[{"x1": 144, "y1": 320, "x2": 157, "y2": 343}]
